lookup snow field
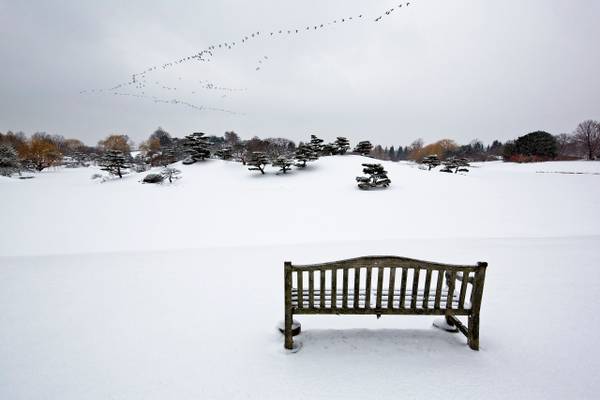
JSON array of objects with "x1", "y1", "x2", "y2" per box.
[{"x1": 1, "y1": 157, "x2": 600, "y2": 399}]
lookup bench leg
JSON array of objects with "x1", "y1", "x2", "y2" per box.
[
  {"x1": 284, "y1": 308, "x2": 294, "y2": 350},
  {"x1": 468, "y1": 314, "x2": 480, "y2": 351}
]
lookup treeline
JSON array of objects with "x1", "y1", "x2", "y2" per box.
[
  {"x1": 1, "y1": 118, "x2": 598, "y2": 177},
  {"x1": 371, "y1": 119, "x2": 599, "y2": 163}
]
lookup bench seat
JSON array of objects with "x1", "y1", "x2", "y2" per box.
[{"x1": 292, "y1": 289, "x2": 471, "y2": 311}]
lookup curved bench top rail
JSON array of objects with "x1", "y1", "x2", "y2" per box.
[{"x1": 286, "y1": 256, "x2": 487, "y2": 271}]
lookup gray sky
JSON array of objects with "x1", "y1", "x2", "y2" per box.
[{"x1": 1, "y1": 0, "x2": 599, "y2": 147}]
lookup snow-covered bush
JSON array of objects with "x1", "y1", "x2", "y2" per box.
[
  {"x1": 142, "y1": 173, "x2": 164, "y2": 184},
  {"x1": 161, "y1": 166, "x2": 181, "y2": 183}
]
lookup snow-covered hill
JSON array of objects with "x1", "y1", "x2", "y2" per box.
[
  {"x1": 1, "y1": 156, "x2": 600, "y2": 257},
  {"x1": 1, "y1": 158, "x2": 600, "y2": 399}
]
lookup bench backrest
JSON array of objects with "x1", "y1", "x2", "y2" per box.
[{"x1": 285, "y1": 256, "x2": 487, "y2": 315}]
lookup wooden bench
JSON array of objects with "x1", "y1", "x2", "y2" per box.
[{"x1": 283, "y1": 256, "x2": 487, "y2": 350}]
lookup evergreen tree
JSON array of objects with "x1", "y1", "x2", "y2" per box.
[
  {"x1": 488, "y1": 140, "x2": 504, "y2": 157},
  {"x1": 183, "y1": 132, "x2": 211, "y2": 163},
  {"x1": 100, "y1": 149, "x2": 130, "y2": 178},
  {"x1": 247, "y1": 152, "x2": 269, "y2": 174},
  {"x1": 0, "y1": 144, "x2": 20, "y2": 176},
  {"x1": 272, "y1": 156, "x2": 293, "y2": 174},
  {"x1": 294, "y1": 144, "x2": 318, "y2": 168},
  {"x1": 440, "y1": 157, "x2": 470, "y2": 173},
  {"x1": 396, "y1": 146, "x2": 406, "y2": 160},
  {"x1": 215, "y1": 147, "x2": 233, "y2": 160},
  {"x1": 334, "y1": 137, "x2": 351, "y2": 155},
  {"x1": 353, "y1": 141, "x2": 373, "y2": 156},
  {"x1": 421, "y1": 155, "x2": 441, "y2": 170},
  {"x1": 355, "y1": 163, "x2": 391, "y2": 190},
  {"x1": 321, "y1": 143, "x2": 336, "y2": 156},
  {"x1": 389, "y1": 146, "x2": 396, "y2": 161},
  {"x1": 514, "y1": 131, "x2": 557, "y2": 159},
  {"x1": 159, "y1": 146, "x2": 177, "y2": 166},
  {"x1": 309, "y1": 134, "x2": 324, "y2": 154}
]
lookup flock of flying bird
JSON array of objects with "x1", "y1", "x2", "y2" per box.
[{"x1": 81, "y1": 2, "x2": 413, "y2": 115}]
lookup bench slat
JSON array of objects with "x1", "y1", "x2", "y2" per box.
[
  {"x1": 332, "y1": 268, "x2": 338, "y2": 309},
  {"x1": 399, "y1": 267, "x2": 408, "y2": 308},
  {"x1": 320, "y1": 270, "x2": 326, "y2": 308},
  {"x1": 376, "y1": 267, "x2": 384, "y2": 309},
  {"x1": 365, "y1": 267, "x2": 372, "y2": 309},
  {"x1": 411, "y1": 267, "x2": 421, "y2": 309},
  {"x1": 434, "y1": 270, "x2": 444, "y2": 310},
  {"x1": 387, "y1": 267, "x2": 396, "y2": 309},
  {"x1": 297, "y1": 271, "x2": 304, "y2": 309},
  {"x1": 353, "y1": 268, "x2": 361, "y2": 309},
  {"x1": 308, "y1": 270, "x2": 314, "y2": 308},
  {"x1": 342, "y1": 268, "x2": 349, "y2": 308},
  {"x1": 422, "y1": 269, "x2": 432, "y2": 309}
]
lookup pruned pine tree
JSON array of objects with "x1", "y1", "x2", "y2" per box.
[
  {"x1": 272, "y1": 156, "x2": 293, "y2": 174},
  {"x1": 335, "y1": 137, "x2": 351, "y2": 155},
  {"x1": 160, "y1": 146, "x2": 177, "y2": 166},
  {"x1": 355, "y1": 163, "x2": 391, "y2": 190},
  {"x1": 100, "y1": 149, "x2": 129, "y2": 178},
  {"x1": 456, "y1": 158, "x2": 470, "y2": 173},
  {"x1": 183, "y1": 132, "x2": 211, "y2": 164},
  {"x1": 247, "y1": 152, "x2": 269, "y2": 174},
  {"x1": 321, "y1": 143, "x2": 336, "y2": 156},
  {"x1": 161, "y1": 166, "x2": 182, "y2": 183},
  {"x1": 441, "y1": 157, "x2": 470, "y2": 173},
  {"x1": 294, "y1": 144, "x2": 317, "y2": 168},
  {"x1": 215, "y1": 147, "x2": 233, "y2": 160},
  {"x1": 309, "y1": 135, "x2": 324, "y2": 154},
  {"x1": 422, "y1": 155, "x2": 441, "y2": 170},
  {"x1": 0, "y1": 144, "x2": 20, "y2": 176},
  {"x1": 353, "y1": 141, "x2": 373, "y2": 156}
]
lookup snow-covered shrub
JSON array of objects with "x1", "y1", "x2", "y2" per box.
[
  {"x1": 182, "y1": 155, "x2": 195, "y2": 165},
  {"x1": 142, "y1": 173, "x2": 164, "y2": 184},
  {"x1": 133, "y1": 163, "x2": 150, "y2": 173},
  {"x1": 90, "y1": 173, "x2": 103, "y2": 180},
  {"x1": 161, "y1": 166, "x2": 181, "y2": 183}
]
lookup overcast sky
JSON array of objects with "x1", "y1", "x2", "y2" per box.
[{"x1": 1, "y1": 0, "x2": 599, "y2": 147}]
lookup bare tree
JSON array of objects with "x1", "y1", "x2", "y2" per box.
[{"x1": 574, "y1": 120, "x2": 600, "y2": 160}]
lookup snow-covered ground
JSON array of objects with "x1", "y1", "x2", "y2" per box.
[
  {"x1": 1, "y1": 156, "x2": 599, "y2": 257},
  {"x1": 1, "y1": 157, "x2": 600, "y2": 399}
]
